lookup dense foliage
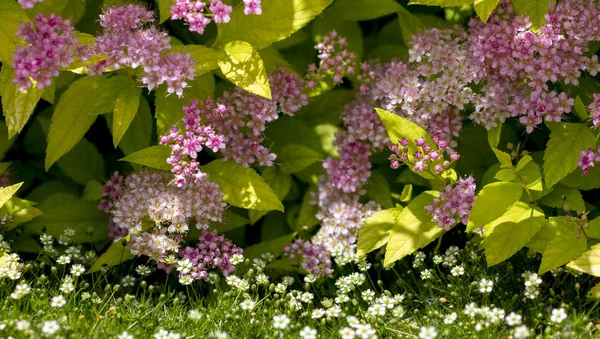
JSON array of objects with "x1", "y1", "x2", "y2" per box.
[{"x1": 2, "y1": 0, "x2": 600, "y2": 337}]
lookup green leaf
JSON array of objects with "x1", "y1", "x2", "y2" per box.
[
  {"x1": 527, "y1": 220, "x2": 555, "y2": 253},
  {"x1": 202, "y1": 159, "x2": 284, "y2": 212},
  {"x1": 220, "y1": 0, "x2": 332, "y2": 49},
  {"x1": 0, "y1": 182, "x2": 23, "y2": 208},
  {"x1": 0, "y1": 122, "x2": 15, "y2": 159},
  {"x1": 494, "y1": 169, "x2": 515, "y2": 182},
  {"x1": 540, "y1": 184, "x2": 585, "y2": 211},
  {"x1": 474, "y1": 0, "x2": 500, "y2": 22},
  {"x1": 155, "y1": 73, "x2": 215, "y2": 135},
  {"x1": 45, "y1": 76, "x2": 105, "y2": 170},
  {"x1": 330, "y1": 0, "x2": 402, "y2": 21},
  {"x1": 0, "y1": 0, "x2": 29, "y2": 64},
  {"x1": 487, "y1": 124, "x2": 502, "y2": 149},
  {"x1": 574, "y1": 95, "x2": 588, "y2": 120},
  {"x1": 170, "y1": 45, "x2": 222, "y2": 74},
  {"x1": 561, "y1": 166, "x2": 600, "y2": 191},
  {"x1": 408, "y1": 0, "x2": 474, "y2": 6},
  {"x1": 57, "y1": 138, "x2": 105, "y2": 185},
  {"x1": 511, "y1": 0, "x2": 555, "y2": 30},
  {"x1": 484, "y1": 202, "x2": 545, "y2": 266},
  {"x1": 243, "y1": 232, "x2": 297, "y2": 259},
  {"x1": 88, "y1": 239, "x2": 134, "y2": 273},
  {"x1": 157, "y1": 0, "x2": 172, "y2": 24},
  {"x1": 212, "y1": 210, "x2": 250, "y2": 233},
  {"x1": 0, "y1": 162, "x2": 10, "y2": 175},
  {"x1": 90, "y1": 75, "x2": 132, "y2": 115},
  {"x1": 295, "y1": 186, "x2": 319, "y2": 231},
  {"x1": 82, "y1": 180, "x2": 104, "y2": 201},
  {"x1": 278, "y1": 144, "x2": 323, "y2": 174},
  {"x1": 24, "y1": 193, "x2": 108, "y2": 243},
  {"x1": 544, "y1": 122, "x2": 596, "y2": 189},
  {"x1": 112, "y1": 85, "x2": 141, "y2": 147},
  {"x1": 218, "y1": 40, "x2": 271, "y2": 99},
  {"x1": 466, "y1": 182, "x2": 523, "y2": 232},
  {"x1": 249, "y1": 167, "x2": 292, "y2": 224},
  {"x1": 397, "y1": 4, "x2": 424, "y2": 47},
  {"x1": 265, "y1": 116, "x2": 324, "y2": 154},
  {"x1": 119, "y1": 145, "x2": 172, "y2": 171},
  {"x1": 106, "y1": 97, "x2": 153, "y2": 156},
  {"x1": 566, "y1": 244, "x2": 600, "y2": 278},
  {"x1": 1, "y1": 197, "x2": 42, "y2": 229},
  {"x1": 492, "y1": 148, "x2": 512, "y2": 168},
  {"x1": 25, "y1": 0, "x2": 85, "y2": 25},
  {"x1": 366, "y1": 171, "x2": 393, "y2": 209},
  {"x1": 539, "y1": 217, "x2": 587, "y2": 274},
  {"x1": 358, "y1": 207, "x2": 402, "y2": 257},
  {"x1": 587, "y1": 282, "x2": 600, "y2": 299},
  {"x1": 516, "y1": 156, "x2": 543, "y2": 191},
  {"x1": 384, "y1": 191, "x2": 443, "y2": 267},
  {"x1": 0, "y1": 66, "x2": 42, "y2": 138}
]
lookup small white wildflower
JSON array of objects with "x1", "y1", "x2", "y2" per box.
[
  {"x1": 432, "y1": 255, "x2": 443, "y2": 265},
  {"x1": 300, "y1": 292, "x2": 314, "y2": 303},
  {"x1": 255, "y1": 273, "x2": 269, "y2": 285},
  {"x1": 230, "y1": 253, "x2": 244, "y2": 265},
  {"x1": 505, "y1": 312, "x2": 522, "y2": 326},
  {"x1": 413, "y1": 252, "x2": 426, "y2": 268},
  {"x1": 299, "y1": 326, "x2": 317, "y2": 339},
  {"x1": 70, "y1": 264, "x2": 85, "y2": 277},
  {"x1": 10, "y1": 282, "x2": 31, "y2": 300},
  {"x1": 368, "y1": 304, "x2": 386, "y2": 317},
  {"x1": 339, "y1": 327, "x2": 355, "y2": 339},
  {"x1": 41, "y1": 320, "x2": 60, "y2": 335},
  {"x1": 60, "y1": 279, "x2": 75, "y2": 294},
  {"x1": 282, "y1": 276, "x2": 295, "y2": 285},
  {"x1": 117, "y1": 331, "x2": 134, "y2": 339},
  {"x1": 304, "y1": 274, "x2": 317, "y2": 284},
  {"x1": 211, "y1": 331, "x2": 228, "y2": 339},
  {"x1": 335, "y1": 294, "x2": 350, "y2": 304},
  {"x1": 513, "y1": 325, "x2": 530, "y2": 339},
  {"x1": 121, "y1": 275, "x2": 136, "y2": 287},
  {"x1": 239, "y1": 299, "x2": 255, "y2": 311},
  {"x1": 421, "y1": 269, "x2": 432, "y2": 280},
  {"x1": 418, "y1": 326, "x2": 438, "y2": 339},
  {"x1": 450, "y1": 265, "x2": 465, "y2": 277},
  {"x1": 57, "y1": 254, "x2": 71, "y2": 265},
  {"x1": 15, "y1": 319, "x2": 30, "y2": 331},
  {"x1": 188, "y1": 309, "x2": 202, "y2": 321},
  {"x1": 550, "y1": 308, "x2": 567, "y2": 324},
  {"x1": 326, "y1": 305, "x2": 342, "y2": 318},
  {"x1": 393, "y1": 305, "x2": 405, "y2": 318},
  {"x1": 354, "y1": 323, "x2": 376, "y2": 338},
  {"x1": 273, "y1": 314, "x2": 290, "y2": 329},
  {"x1": 444, "y1": 312, "x2": 457, "y2": 324},
  {"x1": 179, "y1": 275, "x2": 193, "y2": 285},
  {"x1": 311, "y1": 308, "x2": 325, "y2": 319},
  {"x1": 177, "y1": 259, "x2": 193, "y2": 274},
  {"x1": 478, "y1": 278, "x2": 493, "y2": 293},
  {"x1": 275, "y1": 283, "x2": 287, "y2": 294},
  {"x1": 50, "y1": 295, "x2": 66, "y2": 308},
  {"x1": 361, "y1": 289, "x2": 375, "y2": 301},
  {"x1": 136, "y1": 264, "x2": 152, "y2": 276}
]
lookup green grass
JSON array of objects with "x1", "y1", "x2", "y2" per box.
[{"x1": 0, "y1": 240, "x2": 599, "y2": 338}]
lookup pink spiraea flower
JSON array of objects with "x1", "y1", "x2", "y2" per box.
[
  {"x1": 426, "y1": 176, "x2": 476, "y2": 231},
  {"x1": 284, "y1": 238, "x2": 333, "y2": 276}
]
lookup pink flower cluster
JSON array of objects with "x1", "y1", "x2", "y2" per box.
[
  {"x1": 111, "y1": 170, "x2": 225, "y2": 261},
  {"x1": 177, "y1": 230, "x2": 243, "y2": 281},
  {"x1": 425, "y1": 176, "x2": 476, "y2": 231},
  {"x1": 578, "y1": 148, "x2": 600, "y2": 175},
  {"x1": 160, "y1": 99, "x2": 226, "y2": 187},
  {"x1": 388, "y1": 137, "x2": 459, "y2": 174},
  {"x1": 17, "y1": 0, "x2": 43, "y2": 9},
  {"x1": 322, "y1": 133, "x2": 372, "y2": 193},
  {"x1": 12, "y1": 14, "x2": 78, "y2": 91},
  {"x1": 90, "y1": 5, "x2": 195, "y2": 97},
  {"x1": 98, "y1": 172, "x2": 128, "y2": 240},
  {"x1": 468, "y1": 0, "x2": 599, "y2": 132},
  {"x1": 306, "y1": 30, "x2": 356, "y2": 88},
  {"x1": 171, "y1": 0, "x2": 261, "y2": 35},
  {"x1": 590, "y1": 94, "x2": 600, "y2": 128},
  {"x1": 284, "y1": 238, "x2": 333, "y2": 276}
]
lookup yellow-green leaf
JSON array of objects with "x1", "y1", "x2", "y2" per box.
[
  {"x1": 539, "y1": 217, "x2": 587, "y2": 274},
  {"x1": 366, "y1": 171, "x2": 393, "y2": 209},
  {"x1": 249, "y1": 167, "x2": 292, "y2": 224},
  {"x1": 408, "y1": 0, "x2": 474, "y2": 6},
  {"x1": 45, "y1": 76, "x2": 105, "y2": 170},
  {"x1": 358, "y1": 207, "x2": 402, "y2": 257},
  {"x1": 88, "y1": 239, "x2": 134, "y2": 273},
  {"x1": 157, "y1": 0, "x2": 172, "y2": 24},
  {"x1": 0, "y1": 0, "x2": 29, "y2": 64},
  {"x1": 539, "y1": 184, "x2": 585, "y2": 211},
  {"x1": 0, "y1": 182, "x2": 23, "y2": 208},
  {"x1": 218, "y1": 40, "x2": 271, "y2": 99},
  {"x1": 119, "y1": 145, "x2": 172, "y2": 171},
  {"x1": 170, "y1": 44, "x2": 222, "y2": 74},
  {"x1": 384, "y1": 191, "x2": 442, "y2": 267},
  {"x1": 474, "y1": 0, "x2": 500, "y2": 22},
  {"x1": 278, "y1": 144, "x2": 323, "y2": 174},
  {"x1": 466, "y1": 182, "x2": 523, "y2": 232},
  {"x1": 574, "y1": 95, "x2": 588, "y2": 120},
  {"x1": 331, "y1": 0, "x2": 402, "y2": 21},
  {"x1": 57, "y1": 138, "x2": 105, "y2": 185},
  {"x1": 112, "y1": 85, "x2": 142, "y2": 147},
  {"x1": 220, "y1": 0, "x2": 332, "y2": 49},
  {"x1": 511, "y1": 0, "x2": 555, "y2": 30},
  {"x1": 567, "y1": 244, "x2": 600, "y2": 277},
  {"x1": 0, "y1": 66, "x2": 43, "y2": 138},
  {"x1": 243, "y1": 232, "x2": 297, "y2": 259}
]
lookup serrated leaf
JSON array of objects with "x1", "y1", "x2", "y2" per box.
[
  {"x1": 358, "y1": 207, "x2": 402, "y2": 257},
  {"x1": 170, "y1": 44, "x2": 222, "y2": 74},
  {"x1": 243, "y1": 232, "x2": 297, "y2": 259},
  {"x1": 466, "y1": 182, "x2": 523, "y2": 232},
  {"x1": 112, "y1": 85, "x2": 141, "y2": 147},
  {"x1": 26, "y1": 0, "x2": 85, "y2": 25},
  {"x1": 220, "y1": 0, "x2": 332, "y2": 49},
  {"x1": 516, "y1": 157, "x2": 543, "y2": 191},
  {"x1": 0, "y1": 123, "x2": 15, "y2": 159},
  {"x1": 157, "y1": 0, "x2": 172, "y2": 24},
  {"x1": 574, "y1": 95, "x2": 588, "y2": 120},
  {"x1": 0, "y1": 66, "x2": 42, "y2": 138},
  {"x1": 0, "y1": 183, "x2": 23, "y2": 209},
  {"x1": 397, "y1": 4, "x2": 424, "y2": 47},
  {"x1": 487, "y1": 124, "x2": 502, "y2": 149},
  {"x1": 366, "y1": 171, "x2": 393, "y2": 209},
  {"x1": 88, "y1": 239, "x2": 134, "y2": 273},
  {"x1": 0, "y1": 0, "x2": 29, "y2": 64},
  {"x1": 202, "y1": 159, "x2": 284, "y2": 212},
  {"x1": 24, "y1": 193, "x2": 108, "y2": 243},
  {"x1": 212, "y1": 210, "x2": 249, "y2": 233},
  {"x1": 494, "y1": 169, "x2": 515, "y2": 181},
  {"x1": 566, "y1": 244, "x2": 600, "y2": 278},
  {"x1": 492, "y1": 148, "x2": 512, "y2": 168},
  {"x1": 330, "y1": 0, "x2": 402, "y2": 21},
  {"x1": 540, "y1": 184, "x2": 585, "y2": 211},
  {"x1": 408, "y1": 0, "x2": 474, "y2": 6},
  {"x1": 484, "y1": 202, "x2": 545, "y2": 266},
  {"x1": 218, "y1": 40, "x2": 271, "y2": 99},
  {"x1": 296, "y1": 186, "x2": 319, "y2": 231},
  {"x1": 106, "y1": 97, "x2": 153, "y2": 156},
  {"x1": 278, "y1": 144, "x2": 323, "y2": 174},
  {"x1": 384, "y1": 191, "x2": 443, "y2": 267},
  {"x1": 544, "y1": 122, "x2": 596, "y2": 189},
  {"x1": 527, "y1": 220, "x2": 555, "y2": 253},
  {"x1": 249, "y1": 167, "x2": 292, "y2": 224},
  {"x1": 474, "y1": 0, "x2": 500, "y2": 22},
  {"x1": 539, "y1": 217, "x2": 587, "y2": 274},
  {"x1": 511, "y1": 0, "x2": 554, "y2": 30},
  {"x1": 57, "y1": 138, "x2": 105, "y2": 185},
  {"x1": 82, "y1": 180, "x2": 104, "y2": 201},
  {"x1": 45, "y1": 76, "x2": 105, "y2": 170},
  {"x1": 119, "y1": 145, "x2": 172, "y2": 171},
  {"x1": 89, "y1": 75, "x2": 132, "y2": 115}
]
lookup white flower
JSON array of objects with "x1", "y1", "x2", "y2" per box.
[
  {"x1": 311, "y1": 309, "x2": 325, "y2": 319},
  {"x1": 478, "y1": 278, "x2": 493, "y2": 293},
  {"x1": 10, "y1": 282, "x2": 31, "y2": 300},
  {"x1": 15, "y1": 319, "x2": 30, "y2": 331},
  {"x1": 230, "y1": 253, "x2": 244, "y2": 265},
  {"x1": 513, "y1": 325, "x2": 530, "y2": 339},
  {"x1": 240, "y1": 299, "x2": 255, "y2": 311},
  {"x1": 153, "y1": 329, "x2": 180, "y2": 339},
  {"x1": 211, "y1": 331, "x2": 228, "y2": 339},
  {"x1": 433, "y1": 255, "x2": 443, "y2": 265},
  {"x1": 136, "y1": 264, "x2": 152, "y2": 276},
  {"x1": 70, "y1": 264, "x2": 85, "y2": 277},
  {"x1": 368, "y1": 304, "x2": 386, "y2": 317},
  {"x1": 273, "y1": 314, "x2": 290, "y2": 329},
  {"x1": 255, "y1": 273, "x2": 269, "y2": 285},
  {"x1": 50, "y1": 295, "x2": 66, "y2": 308},
  {"x1": 418, "y1": 326, "x2": 438, "y2": 339},
  {"x1": 335, "y1": 294, "x2": 350, "y2": 304},
  {"x1": 188, "y1": 309, "x2": 202, "y2": 321},
  {"x1": 179, "y1": 275, "x2": 193, "y2": 285},
  {"x1": 177, "y1": 259, "x2": 193, "y2": 274},
  {"x1": 354, "y1": 323, "x2": 376, "y2": 338},
  {"x1": 60, "y1": 278, "x2": 75, "y2": 294},
  {"x1": 361, "y1": 289, "x2": 375, "y2": 301},
  {"x1": 421, "y1": 269, "x2": 432, "y2": 280},
  {"x1": 506, "y1": 312, "x2": 522, "y2": 326},
  {"x1": 550, "y1": 307, "x2": 567, "y2": 324},
  {"x1": 41, "y1": 320, "x2": 60, "y2": 335},
  {"x1": 444, "y1": 312, "x2": 457, "y2": 324},
  {"x1": 304, "y1": 274, "x2": 317, "y2": 284},
  {"x1": 451, "y1": 265, "x2": 464, "y2": 276},
  {"x1": 299, "y1": 326, "x2": 317, "y2": 339},
  {"x1": 300, "y1": 292, "x2": 314, "y2": 303},
  {"x1": 117, "y1": 331, "x2": 134, "y2": 339},
  {"x1": 339, "y1": 327, "x2": 355, "y2": 339},
  {"x1": 57, "y1": 255, "x2": 71, "y2": 265},
  {"x1": 275, "y1": 283, "x2": 287, "y2": 294},
  {"x1": 121, "y1": 275, "x2": 136, "y2": 287},
  {"x1": 393, "y1": 306, "x2": 405, "y2": 318}
]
